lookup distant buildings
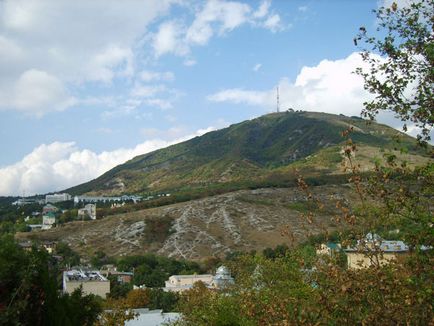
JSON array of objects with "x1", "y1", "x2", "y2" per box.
[
  {"x1": 74, "y1": 195, "x2": 142, "y2": 204},
  {"x1": 78, "y1": 204, "x2": 97, "y2": 220},
  {"x1": 45, "y1": 193, "x2": 72, "y2": 204},
  {"x1": 344, "y1": 233, "x2": 410, "y2": 269},
  {"x1": 164, "y1": 266, "x2": 234, "y2": 292},
  {"x1": 12, "y1": 198, "x2": 45, "y2": 206},
  {"x1": 63, "y1": 269, "x2": 110, "y2": 298}
]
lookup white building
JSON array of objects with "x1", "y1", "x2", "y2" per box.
[
  {"x1": 78, "y1": 204, "x2": 97, "y2": 220},
  {"x1": 45, "y1": 193, "x2": 72, "y2": 204},
  {"x1": 164, "y1": 266, "x2": 234, "y2": 292},
  {"x1": 42, "y1": 213, "x2": 56, "y2": 230},
  {"x1": 74, "y1": 195, "x2": 142, "y2": 204},
  {"x1": 63, "y1": 269, "x2": 110, "y2": 298},
  {"x1": 164, "y1": 274, "x2": 214, "y2": 292},
  {"x1": 124, "y1": 309, "x2": 180, "y2": 326}
]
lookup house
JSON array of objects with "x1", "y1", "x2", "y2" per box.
[
  {"x1": 28, "y1": 224, "x2": 43, "y2": 231},
  {"x1": 163, "y1": 265, "x2": 234, "y2": 292},
  {"x1": 100, "y1": 265, "x2": 133, "y2": 283},
  {"x1": 45, "y1": 193, "x2": 72, "y2": 204},
  {"x1": 124, "y1": 309, "x2": 180, "y2": 326},
  {"x1": 164, "y1": 274, "x2": 214, "y2": 292},
  {"x1": 18, "y1": 241, "x2": 33, "y2": 252},
  {"x1": 63, "y1": 269, "x2": 110, "y2": 298},
  {"x1": 316, "y1": 242, "x2": 341, "y2": 256},
  {"x1": 78, "y1": 204, "x2": 97, "y2": 220},
  {"x1": 42, "y1": 212, "x2": 56, "y2": 230},
  {"x1": 42, "y1": 204, "x2": 59, "y2": 214},
  {"x1": 344, "y1": 233, "x2": 409, "y2": 269},
  {"x1": 42, "y1": 241, "x2": 56, "y2": 254}
]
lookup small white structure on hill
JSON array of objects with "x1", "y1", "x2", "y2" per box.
[
  {"x1": 45, "y1": 193, "x2": 71, "y2": 204},
  {"x1": 78, "y1": 204, "x2": 97, "y2": 220}
]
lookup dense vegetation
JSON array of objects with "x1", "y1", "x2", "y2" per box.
[{"x1": 0, "y1": 235, "x2": 102, "y2": 325}]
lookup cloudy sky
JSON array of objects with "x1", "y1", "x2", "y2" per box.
[{"x1": 0, "y1": 0, "x2": 418, "y2": 196}]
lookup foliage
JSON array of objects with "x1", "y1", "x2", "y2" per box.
[
  {"x1": 0, "y1": 235, "x2": 102, "y2": 325},
  {"x1": 91, "y1": 250, "x2": 114, "y2": 269},
  {"x1": 143, "y1": 215, "x2": 174, "y2": 243},
  {"x1": 116, "y1": 254, "x2": 202, "y2": 287},
  {"x1": 355, "y1": 0, "x2": 434, "y2": 144},
  {"x1": 107, "y1": 275, "x2": 132, "y2": 299},
  {"x1": 55, "y1": 242, "x2": 81, "y2": 267}
]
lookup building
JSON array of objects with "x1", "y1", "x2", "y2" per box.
[
  {"x1": 164, "y1": 265, "x2": 234, "y2": 292},
  {"x1": 74, "y1": 195, "x2": 142, "y2": 204},
  {"x1": 78, "y1": 204, "x2": 97, "y2": 220},
  {"x1": 18, "y1": 241, "x2": 33, "y2": 252},
  {"x1": 12, "y1": 198, "x2": 44, "y2": 206},
  {"x1": 28, "y1": 224, "x2": 43, "y2": 231},
  {"x1": 42, "y1": 241, "x2": 56, "y2": 254},
  {"x1": 316, "y1": 242, "x2": 341, "y2": 256},
  {"x1": 210, "y1": 265, "x2": 235, "y2": 289},
  {"x1": 164, "y1": 274, "x2": 214, "y2": 292},
  {"x1": 42, "y1": 204, "x2": 59, "y2": 214},
  {"x1": 63, "y1": 269, "x2": 110, "y2": 298},
  {"x1": 45, "y1": 193, "x2": 72, "y2": 204},
  {"x1": 42, "y1": 212, "x2": 56, "y2": 230},
  {"x1": 344, "y1": 233, "x2": 409, "y2": 269},
  {"x1": 100, "y1": 265, "x2": 133, "y2": 283},
  {"x1": 124, "y1": 309, "x2": 180, "y2": 326}
]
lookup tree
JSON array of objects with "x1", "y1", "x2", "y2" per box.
[
  {"x1": 355, "y1": 0, "x2": 434, "y2": 144},
  {"x1": 0, "y1": 235, "x2": 102, "y2": 325}
]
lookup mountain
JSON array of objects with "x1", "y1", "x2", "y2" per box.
[{"x1": 66, "y1": 111, "x2": 429, "y2": 196}]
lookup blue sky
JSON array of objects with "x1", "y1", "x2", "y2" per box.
[{"x1": 0, "y1": 0, "x2": 416, "y2": 195}]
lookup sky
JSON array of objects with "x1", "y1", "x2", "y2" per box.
[{"x1": 0, "y1": 0, "x2": 421, "y2": 196}]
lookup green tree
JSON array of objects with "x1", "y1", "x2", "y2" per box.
[
  {"x1": 0, "y1": 235, "x2": 102, "y2": 325},
  {"x1": 355, "y1": 0, "x2": 434, "y2": 144}
]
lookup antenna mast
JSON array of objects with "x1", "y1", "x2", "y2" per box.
[{"x1": 276, "y1": 86, "x2": 280, "y2": 113}]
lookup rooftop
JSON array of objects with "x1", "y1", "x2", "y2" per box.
[{"x1": 64, "y1": 269, "x2": 108, "y2": 282}]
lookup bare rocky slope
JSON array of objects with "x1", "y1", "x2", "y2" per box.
[{"x1": 20, "y1": 185, "x2": 359, "y2": 260}]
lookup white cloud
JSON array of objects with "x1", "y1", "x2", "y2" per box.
[
  {"x1": 208, "y1": 52, "x2": 371, "y2": 116},
  {"x1": 0, "y1": 127, "x2": 218, "y2": 196},
  {"x1": 0, "y1": 0, "x2": 175, "y2": 115},
  {"x1": 130, "y1": 84, "x2": 166, "y2": 98},
  {"x1": 153, "y1": 0, "x2": 285, "y2": 57},
  {"x1": 253, "y1": 63, "x2": 262, "y2": 71},
  {"x1": 140, "y1": 70, "x2": 175, "y2": 82},
  {"x1": 153, "y1": 20, "x2": 189, "y2": 57},
  {"x1": 208, "y1": 88, "x2": 269, "y2": 106},
  {"x1": 183, "y1": 58, "x2": 197, "y2": 66},
  {"x1": 262, "y1": 14, "x2": 282, "y2": 32},
  {"x1": 254, "y1": 0, "x2": 271, "y2": 18},
  {"x1": 298, "y1": 6, "x2": 308, "y2": 12},
  {"x1": 0, "y1": 69, "x2": 76, "y2": 115}
]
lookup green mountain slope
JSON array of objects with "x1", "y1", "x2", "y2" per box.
[{"x1": 66, "y1": 111, "x2": 430, "y2": 196}]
